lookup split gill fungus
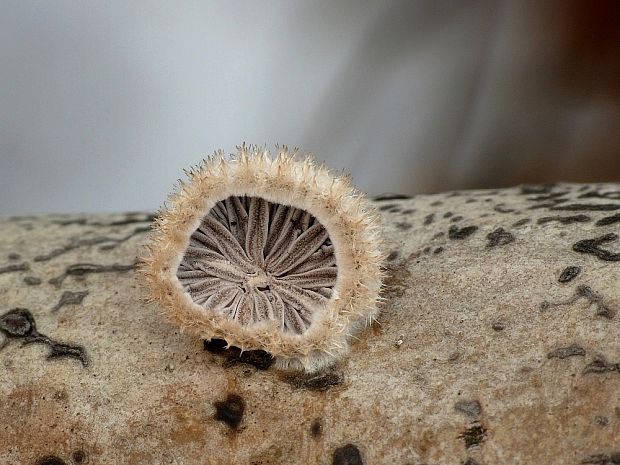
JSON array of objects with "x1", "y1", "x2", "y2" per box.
[{"x1": 140, "y1": 146, "x2": 385, "y2": 371}]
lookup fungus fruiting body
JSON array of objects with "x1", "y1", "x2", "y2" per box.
[{"x1": 140, "y1": 146, "x2": 384, "y2": 371}]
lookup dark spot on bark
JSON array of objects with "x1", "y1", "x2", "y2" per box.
[
  {"x1": 214, "y1": 394, "x2": 245, "y2": 429},
  {"x1": 433, "y1": 231, "x2": 445, "y2": 239},
  {"x1": 466, "y1": 198, "x2": 477, "y2": 203},
  {"x1": 430, "y1": 201, "x2": 443, "y2": 206},
  {"x1": 443, "y1": 212, "x2": 453, "y2": 218},
  {"x1": 527, "y1": 191, "x2": 569, "y2": 202},
  {"x1": 422, "y1": 246, "x2": 431, "y2": 254},
  {"x1": 49, "y1": 262, "x2": 136, "y2": 287},
  {"x1": 424, "y1": 214, "x2": 435, "y2": 225},
  {"x1": 35, "y1": 227, "x2": 150, "y2": 262},
  {"x1": 378, "y1": 204, "x2": 399, "y2": 212},
  {"x1": 573, "y1": 234, "x2": 620, "y2": 262},
  {"x1": 547, "y1": 344, "x2": 586, "y2": 359},
  {"x1": 310, "y1": 418, "x2": 323, "y2": 438},
  {"x1": 373, "y1": 194, "x2": 412, "y2": 201},
  {"x1": 541, "y1": 285, "x2": 615, "y2": 318},
  {"x1": 332, "y1": 444, "x2": 363, "y2": 465},
  {"x1": 595, "y1": 416, "x2": 610, "y2": 427},
  {"x1": 451, "y1": 216, "x2": 463, "y2": 222},
  {"x1": 491, "y1": 321, "x2": 505, "y2": 331},
  {"x1": 401, "y1": 208, "x2": 416, "y2": 214},
  {"x1": 203, "y1": 338, "x2": 274, "y2": 370},
  {"x1": 386, "y1": 251, "x2": 399, "y2": 262},
  {"x1": 520, "y1": 184, "x2": 555, "y2": 195},
  {"x1": 0, "y1": 308, "x2": 35, "y2": 336},
  {"x1": 486, "y1": 228, "x2": 515, "y2": 247},
  {"x1": 559, "y1": 266, "x2": 581, "y2": 283},
  {"x1": 455, "y1": 400, "x2": 482, "y2": 418},
  {"x1": 36, "y1": 456, "x2": 67, "y2": 465},
  {"x1": 448, "y1": 225, "x2": 478, "y2": 240},
  {"x1": 552, "y1": 204, "x2": 620, "y2": 212},
  {"x1": 512, "y1": 218, "x2": 531, "y2": 227},
  {"x1": 582, "y1": 450, "x2": 620, "y2": 463},
  {"x1": 584, "y1": 356, "x2": 620, "y2": 374},
  {"x1": 596, "y1": 213, "x2": 620, "y2": 226},
  {"x1": 0, "y1": 308, "x2": 88, "y2": 366},
  {"x1": 538, "y1": 215, "x2": 591, "y2": 224},
  {"x1": 23, "y1": 276, "x2": 42, "y2": 286},
  {"x1": 578, "y1": 190, "x2": 620, "y2": 200},
  {"x1": 7, "y1": 253, "x2": 21, "y2": 260},
  {"x1": 0, "y1": 262, "x2": 29, "y2": 274},
  {"x1": 284, "y1": 370, "x2": 344, "y2": 391},
  {"x1": 494, "y1": 204, "x2": 516, "y2": 213},
  {"x1": 463, "y1": 458, "x2": 481, "y2": 465},
  {"x1": 71, "y1": 450, "x2": 87, "y2": 464},
  {"x1": 52, "y1": 290, "x2": 89, "y2": 313},
  {"x1": 394, "y1": 222, "x2": 412, "y2": 231},
  {"x1": 90, "y1": 213, "x2": 157, "y2": 226},
  {"x1": 459, "y1": 422, "x2": 487, "y2": 448},
  {"x1": 433, "y1": 247, "x2": 444, "y2": 254}
]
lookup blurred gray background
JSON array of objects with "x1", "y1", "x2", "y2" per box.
[{"x1": 1, "y1": 0, "x2": 619, "y2": 214}]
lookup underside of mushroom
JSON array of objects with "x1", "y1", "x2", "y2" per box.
[{"x1": 177, "y1": 196, "x2": 337, "y2": 334}]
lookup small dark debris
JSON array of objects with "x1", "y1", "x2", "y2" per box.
[
  {"x1": 424, "y1": 214, "x2": 435, "y2": 225},
  {"x1": 582, "y1": 452, "x2": 620, "y2": 464},
  {"x1": 332, "y1": 444, "x2": 363, "y2": 465},
  {"x1": 486, "y1": 228, "x2": 515, "y2": 247},
  {"x1": 448, "y1": 225, "x2": 478, "y2": 240},
  {"x1": 310, "y1": 418, "x2": 323, "y2": 438},
  {"x1": 443, "y1": 212, "x2": 453, "y2": 218},
  {"x1": 455, "y1": 400, "x2": 482, "y2": 418},
  {"x1": 214, "y1": 394, "x2": 245, "y2": 429},
  {"x1": 573, "y1": 234, "x2": 620, "y2": 262},
  {"x1": 491, "y1": 322, "x2": 505, "y2": 331},
  {"x1": 547, "y1": 344, "x2": 586, "y2": 359},
  {"x1": 23, "y1": 276, "x2": 42, "y2": 286},
  {"x1": 538, "y1": 215, "x2": 591, "y2": 225},
  {"x1": 401, "y1": 208, "x2": 416, "y2": 214},
  {"x1": 596, "y1": 214, "x2": 620, "y2": 226},
  {"x1": 0, "y1": 262, "x2": 29, "y2": 274},
  {"x1": 36, "y1": 456, "x2": 67, "y2": 465},
  {"x1": 459, "y1": 422, "x2": 487, "y2": 448},
  {"x1": 386, "y1": 251, "x2": 399, "y2": 262},
  {"x1": 7, "y1": 253, "x2": 21, "y2": 260},
  {"x1": 52, "y1": 290, "x2": 89, "y2": 313},
  {"x1": 433, "y1": 247, "x2": 444, "y2": 254},
  {"x1": 285, "y1": 370, "x2": 344, "y2": 391},
  {"x1": 203, "y1": 338, "x2": 274, "y2": 370},
  {"x1": 558, "y1": 266, "x2": 581, "y2": 283}
]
